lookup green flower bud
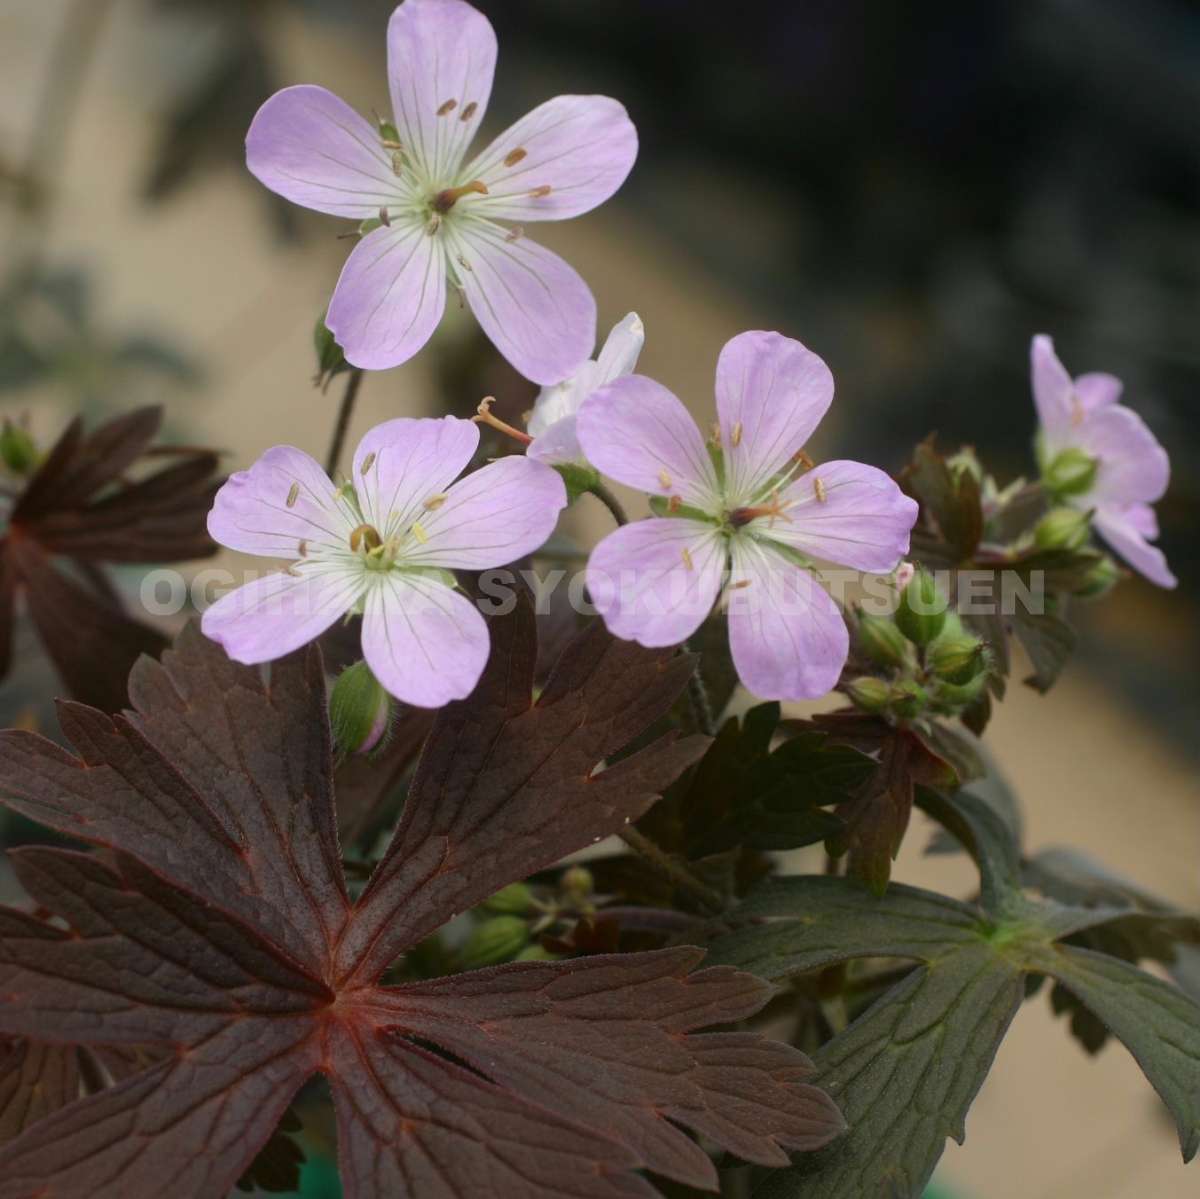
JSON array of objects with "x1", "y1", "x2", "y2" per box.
[
  {"x1": 461, "y1": 915, "x2": 529, "y2": 967},
  {"x1": 314, "y1": 315, "x2": 350, "y2": 388},
  {"x1": 1034, "y1": 507, "x2": 1091, "y2": 553},
  {"x1": 515, "y1": 944, "x2": 559, "y2": 963},
  {"x1": 1043, "y1": 447, "x2": 1098, "y2": 498},
  {"x1": 330, "y1": 661, "x2": 392, "y2": 756},
  {"x1": 931, "y1": 672, "x2": 987, "y2": 711},
  {"x1": 483, "y1": 883, "x2": 534, "y2": 915},
  {"x1": 0, "y1": 420, "x2": 37, "y2": 475},
  {"x1": 846, "y1": 676, "x2": 892, "y2": 714},
  {"x1": 888, "y1": 679, "x2": 928, "y2": 720},
  {"x1": 894, "y1": 568, "x2": 947, "y2": 647},
  {"x1": 560, "y1": 864, "x2": 594, "y2": 901},
  {"x1": 855, "y1": 613, "x2": 910, "y2": 670},
  {"x1": 1074, "y1": 555, "x2": 1122, "y2": 601},
  {"x1": 926, "y1": 630, "x2": 987, "y2": 686},
  {"x1": 946, "y1": 446, "x2": 982, "y2": 483}
]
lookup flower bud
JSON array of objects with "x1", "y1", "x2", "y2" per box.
[
  {"x1": 314, "y1": 315, "x2": 350, "y2": 388},
  {"x1": 560, "y1": 864, "x2": 594, "y2": 901},
  {"x1": 461, "y1": 915, "x2": 529, "y2": 967},
  {"x1": 1043, "y1": 447, "x2": 1098, "y2": 498},
  {"x1": 888, "y1": 679, "x2": 928, "y2": 720},
  {"x1": 516, "y1": 944, "x2": 559, "y2": 963},
  {"x1": 855, "y1": 613, "x2": 910, "y2": 670},
  {"x1": 846, "y1": 676, "x2": 891, "y2": 714},
  {"x1": 946, "y1": 447, "x2": 982, "y2": 483},
  {"x1": 926, "y1": 630, "x2": 986, "y2": 686},
  {"x1": 1034, "y1": 507, "x2": 1090, "y2": 553},
  {"x1": 483, "y1": 883, "x2": 534, "y2": 915},
  {"x1": 0, "y1": 420, "x2": 37, "y2": 475},
  {"x1": 894, "y1": 568, "x2": 947, "y2": 647},
  {"x1": 1074, "y1": 555, "x2": 1122, "y2": 601},
  {"x1": 330, "y1": 661, "x2": 392, "y2": 756},
  {"x1": 931, "y1": 672, "x2": 987, "y2": 711}
]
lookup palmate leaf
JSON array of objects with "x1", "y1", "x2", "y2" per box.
[
  {"x1": 0, "y1": 595, "x2": 843, "y2": 1198},
  {"x1": 705, "y1": 792, "x2": 1200, "y2": 1197}
]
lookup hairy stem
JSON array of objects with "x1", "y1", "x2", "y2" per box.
[
  {"x1": 589, "y1": 479, "x2": 629, "y2": 527},
  {"x1": 325, "y1": 369, "x2": 365, "y2": 478},
  {"x1": 619, "y1": 826, "x2": 725, "y2": 914}
]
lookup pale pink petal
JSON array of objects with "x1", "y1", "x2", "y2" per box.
[
  {"x1": 527, "y1": 413, "x2": 584, "y2": 466},
  {"x1": 587, "y1": 519, "x2": 725, "y2": 648},
  {"x1": 1030, "y1": 334, "x2": 1075, "y2": 445},
  {"x1": 201, "y1": 560, "x2": 363, "y2": 664},
  {"x1": 386, "y1": 0, "x2": 497, "y2": 181},
  {"x1": 326, "y1": 222, "x2": 447, "y2": 371},
  {"x1": 351, "y1": 416, "x2": 480, "y2": 537},
  {"x1": 715, "y1": 331, "x2": 834, "y2": 503},
  {"x1": 466, "y1": 95, "x2": 637, "y2": 222},
  {"x1": 577, "y1": 376, "x2": 720, "y2": 508},
  {"x1": 246, "y1": 85, "x2": 402, "y2": 220},
  {"x1": 526, "y1": 363, "x2": 600, "y2": 440},
  {"x1": 207, "y1": 446, "x2": 352, "y2": 558},
  {"x1": 726, "y1": 538, "x2": 849, "y2": 701},
  {"x1": 595, "y1": 312, "x2": 645, "y2": 384},
  {"x1": 1093, "y1": 506, "x2": 1177, "y2": 589},
  {"x1": 361, "y1": 573, "x2": 490, "y2": 707},
  {"x1": 766, "y1": 460, "x2": 917, "y2": 572},
  {"x1": 404, "y1": 455, "x2": 567, "y2": 569},
  {"x1": 1123, "y1": 501, "x2": 1159, "y2": 539},
  {"x1": 1077, "y1": 404, "x2": 1170, "y2": 506},
  {"x1": 446, "y1": 219, "x2": 595, "y2": 385},
  {"x1": 1074, "y1": 371, "x2": 1123, "y2": 412}
]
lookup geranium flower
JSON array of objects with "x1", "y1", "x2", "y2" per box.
[
  {"x1": 1031, "y1": 335, "x2": 1175, "y2": 588},
  {"x1": 578, "y1": 331, "x2": 918, "y2": 700},
  {"x1": 526, "y1": 312, "x2": 644, "y2": 467},
  {"x1": 202, "y1": 416, "x2": 566, "y2": 706},
  {"x1": 246, "y1": 0, "x2": 637, "y2": 384}
]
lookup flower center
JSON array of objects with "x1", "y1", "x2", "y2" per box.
[
  {"x1": 727, "y1": 492, "x2": 793, "y2": 530},
  {"x1": 432, "y1": 180, "x2": 489, "y2": 214}
]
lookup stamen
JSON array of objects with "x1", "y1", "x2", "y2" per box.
[
  {"x1": 378, "y1": 207, "x2": 392, "y2": 228},
  {"x1": 793, "y1": 448, "x2": 815, "y2": 470},
  {"x1": 460, "y1": 101, "x2": 478, "y2": 121},
  {"x1": 708, "y1": 421, "x2": 722, "y2": 445},
  {"x1": 681, "y1": 547, "x2": 695, "y2": 571},
  {"x1": 730, "y1": 578, "x2": 752, "y2": 590},
  {"x1": 657, "y1": 468, "x2": 672, "y2": 489},
  {"x1": 349, "y1": 524, "x2": 383, "y2": 553},
  {"x1": 297, "y1": 539, "x2": 308, "y2": 558},
  {"x1": 473, "y1": 396, "x2": 533, "y2": 446},
  {"x1": 426, "y1": 213, "x2": 442, "y2": 236},
  {"x1": 410, "y1": 520, "x2": 429, "y2": 544},
  {"x1": 433, "y1": 180, "x2": 489, "y2": 214},
  {"x1": 505, "y1": 226, "x2": 524, "y2": 243},
  {"x1": 667, "y1": 495, "x2": 683, "y2": 514},
  {"x1": 813, "y1": 476, "x2": 827, "y2": 503},
  {"x1": 361, "y1": 451, "x2": 377, "y2": 476},
  {"x1": 730, "y1": 421, "x2": 744, "y2": 447},
  {"x1": 391, "y1": 151, "x2": 407, "y2": 177},
  {"x1": 504, "y1": 147, "x2": 528, "y2": 167},
  {"x1": 457, "y1": 254, "x2": 473, "y2": 272},
  {"x1": 528, "y1": 184, "x2": 553, "y2": 199},
  {"x1": 423, "y1": 493, "x2": 449, "y2": 511},
  {"x1": 437, "y1": 99, "x2": 458, "y2": 116},
  {"x1": 284, "y1": 565, "x2": 302, "y2": 578},
  {"x1": 286, "y1": 483, "x2": 300, "y2": 508},
  {"x1": 381, "y1": 137, "x2": 404, "y2": 151}
]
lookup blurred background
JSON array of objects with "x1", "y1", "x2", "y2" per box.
[{"x1": 1, "y1": 1, "x2": 1197, "y2": 1195}]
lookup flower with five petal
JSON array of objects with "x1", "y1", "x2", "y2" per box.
[
  {"x1": 578, "y1": 331, "x2": 918, "y2": 701},
  {"x1": 246, "y1": 0, "x2": 637, "y2": 385},
  {"x1": 201, "y1": 417, "x2": 566, "y2": 707},
  {"x1": 526, "y1": 312, "x2": 645, "y2": 468},
  {"x1": 1031, "y1": 335, "x2": 1176, "y2": 589}
]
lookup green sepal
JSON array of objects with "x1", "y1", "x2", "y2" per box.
[{"x1": 555, "y1": 462, "x2": 599, "y2": 502}]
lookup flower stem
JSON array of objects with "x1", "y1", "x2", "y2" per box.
[
  {"x1": 325, "y1": 368, "x2": 364, "y2": 478},
  {"x1": 589, "y1": 479, "x2": 629, "y2": 527},
  {"x1": 619, "y1": 826, "x2": 725, "y2": 914}
]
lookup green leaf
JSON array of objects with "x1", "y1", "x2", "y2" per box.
[{"x1": 1011, "y1": 607, "x2": 1076, "y2": 693}]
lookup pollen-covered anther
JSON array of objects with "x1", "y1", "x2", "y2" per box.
[
  {"x1": 361, "y1": 452, "x2": 377, "y2": 476},
  {"x1": 426, "y1": 213, "x2": 442, "y2": 236},
  {"x1": 460, "y1": 101, "x2": 478, "y2": 122},
  {"x1": 730, "y1": 421, "x2": 744, "y2": 447},
  {"x1": 423, "y1": 493, "x2": 449, "y2": 511},
  {"x1": 379, "y1": 207, "x2": 392, "y2": 228},
  {"x1": 730, "y1": 578, "x2": 753, "y2": 590},
  {"x1": 473, "y1": 396, "x2": 533, "y2": 446},
  {"x1": 667, "y1": 495, "x2": 683, "y2": 514},
  {"x1": 680, "y1": 547, "x2": 695, "y2": 571},
  {"x1": 286, "y1": 483, "x2": 300, "y2": 508},
  {"x1": 504, "y1": 147, "x2": 528, "y2": 167},
  {"x1": 349, "y1": 524, "x2": 384, "y2": 553},
  {"x1": 457, "y1": 254, "x2": 473, "y2": 273},
  {"x1": 298, "y1": 539, "x2": 308, "y2": 558},
  {"x1": 793, "y1": 448, "x2": 815, "y2": 470},
  {"x1": 708, "y1": 421, "x2": 722, "y2": 445},
  {"x1": 657, "y1": 468, "x2": 672, "y2": 489},
  {"x1": 528, "y1": 184, "x2": 553, "y2": 199},
  {"x1": 410, "y1": 520, "x2": 429, "y2": 545},
  {"x1": 437, "y1": 99, "x2": 458, "y2": 116},
  {"x1": 433, "y1": 180, "x2": 489, "y2": 214},
  {"x1": 813, "y1": 476, "x2": 827, "y2": 503},
  {"x1": 391, "y1": 151, "x2": 407, "y2": 177}
]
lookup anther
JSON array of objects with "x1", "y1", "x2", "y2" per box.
[
  {"x1": 730, "y1": 578, "x2": 753, "y2": 590},
  {"x1": 391, "y1": 152, "x2": 407, "y2": 177},
  {"x1": 731, "y1": 421, "x2": 744, "y2": 447},
  {"x1": 473, "y1": 397, "x2": 533, "y2": 446},
  {"x1": 433, "y1": 180, "x2": 489, "y2": 214},
  {"x1": 349, "y1": 524, "x2": 383, "y2": 553},
  {"x1": 681, "y1": 547, "x2": 695, "y2": 571},
  {"x1": 381, "y1": 137, "x2": 403, "y2": 151},
  {"x1": 378, "y1": 207, "x2": 392, "y2": 228},
  {"x1": 667, "y1": 495, "x2": 683, "y2": 514},
  {"x1": 813, "y1": 476, "x2": 827, "y2": 503},
  {"x1": 460, "y1": 101, "x2": 478, "y2": 121},
  {"x1": 657, "y1": 468, "x2": 672, "y2": 489},
  {"x1": 423, "y1": 493, "x2": 449, "y2": 511},
  {"x1": 297, "y1": 539, "x2": 308, "y2": 558},
  {"x1": 528, "y1": 184, "x2": 553, "y2": 199},
  {"x1": 286, "y1": 483, "x2": 300, "y2": 508},
  {"x1": 361, "y1": 452, "x2": 377, "y2": 476},
  {"x1": 793, "y1": 448, "x2": 815, "y2": 470},
  {"x1": 505, "y1": 226, "x2": 524, "y2": 243},
  {"x1": 457, "y1": 254, "x2": 473, "y2": 272},
  {"x1": 426, "y1": 213, "x2": 442, "y2": 236},
  {"x1": 504, "y1": 147, "x2": 528, "y2": 167},
  {"x1": 284, "y1": 565, "x2": 302, "y2": 578},
  {"x1": 437, "y1": 99, "x2": 458, "y2": 116},
  {"x1": 708, "y1": 421, "x2": 722, "y2": 445},
  {"x1": 410, "y1": 520, "x2": 429, "y2": 544}
]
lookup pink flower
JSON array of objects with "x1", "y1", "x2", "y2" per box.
[
  {"x1": 1031, "y1": 335, "x2": 1176, "y2": 588},
  {"x1": 246, "y1": 0, "x2": 637, "y2": 385},
  {"x1": 202, "y1": 417, "x2": 566, "y2": 707},
  {"x1": 577, "y1": 331, "x2": 918, "y2": 701},
  {"x1": 527, "y1": 312, "x2": 644, "y2": 467}
]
